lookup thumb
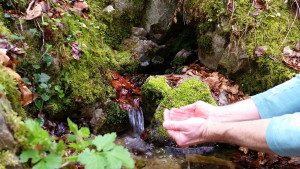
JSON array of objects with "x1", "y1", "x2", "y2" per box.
[{"x1": 163, "y1": 121, "x2": 185, "y2": 131}]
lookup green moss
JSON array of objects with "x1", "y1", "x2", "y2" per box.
[
  {"x1": 235, "y1": 57, "x2": 295, "y2": 95},
  {"x1": 0, "y1": 150, "x2": 19, "y2": 169},
  {"x1": 198, "y1": 34, "x2": 213, "y2": 51},
  {"x1": 99, "y1": 101, "x2": 129, "y2": 133},
  {"x1": 232, "y1": 1, "x2": 300, "y2": 58},
  {"x1": 0, "y1": 66, "x2": 25, "y2": 115},
  {"x1": 142, "y1": 76, "x2": 216, "y2": 139},
  {"x1": 90, "y1": 0, "x2": 143, "y2": 49},
  {"x1": 0, "y1": 97, "x2": 27, "y2": 147}
]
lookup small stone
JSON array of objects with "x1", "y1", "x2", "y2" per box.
[{"x1": 103, "y1": 5, "x2": 115, "y2": 13}]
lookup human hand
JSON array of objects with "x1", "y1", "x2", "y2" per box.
[
  {"x1": 163, "y1": 109, "x2": 210, "y2": 147},
  {"x1": 165, "y1": 101, "x2": 218, "y2": 121}
]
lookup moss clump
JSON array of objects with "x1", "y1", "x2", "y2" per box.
[
  {"x1": 0, "y1": 66, "x2": 25, "y2": 115},
  {"x1": 235, "y1": 57, "x2": 295, "y2": 95},
  {"x1": 142, "y1": 76, "x2": 216, "y2": 140},
  {"x1": 0, "y1": 150, "x2": 19, "y2": 169},
  {"x1": 98, "y1": 101, "x2": 129, "y2": 134},
  {"x1": 0, "y1": 96, "x2": 27, "y2": 147}
]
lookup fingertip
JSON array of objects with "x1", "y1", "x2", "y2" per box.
[{"x1": 163, "y1": 109, "x2": 170, "y2": 121}]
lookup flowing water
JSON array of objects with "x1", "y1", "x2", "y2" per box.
[{"x1": 128, "y1": 107, "x2": 145, "y2": 136}]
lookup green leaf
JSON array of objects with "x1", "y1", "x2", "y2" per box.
[
  {"x1": 105, "y1": 153, "x2": 122, "y2": 169},
  {"x1": 55, "y1": 140, "x2": 65, "y2": 155},
  {"x1": 32, "y1": 154, "x2": 62, "y2": 169},
  {"x1": 92, "y1": 133, "x2": 116, "y2": 152},
  {"x1": 54, "y1": 85, "x2": 61, "y2": 91},
  {"x1": 66, "y1": 134, "x2": 77, "y2": 142},
  {"x1": 0, "y1": 84, "x2": 5, "y2": 91},
  {"x1": 79, "y1": 127, "x2": 90, "y2": 138},
  {"x1": 39, "y1": 83, "x2": 48, "y2": 89},
  {"x1": 20, "y1": 149, "x2": 41, "y2": 163},
  {"x1": 78, "y1": 149, "x2": 107, "y2": 169},
  {"x1": 39, "y1": 73, "x2": 51, "y2": 83},
  {"x1": 35, "y1": 99, "x2": 43, "y2": 110},
  {"x1": 33, "y1": 64, "x2": 41, "y2": 69},
  {"x1": 43, "y1": 154, "x2": 62, "y2": 169},
  {"x1": 41, "y1": 94, "x2": 50, "y2": 101},
  {"x1": 69, "y1": 140, "x2": 91, "y2": 151},
  {"x1": 107, "y1": 145, "x2": 134, "y2": 169},
  {"x1": 43, "y1": 54, "x2": 53, "y2": 67},
  {"x1": 67, "y1": 118, "x2": 78, "y2": 134}
]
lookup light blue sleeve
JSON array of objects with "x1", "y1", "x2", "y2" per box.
[
  {"x1": 251, "y1": 74, "x2": 300, "y2": 119},
  {"x1": 266, "y1": 113, "x2": 300, "y2": 156}
]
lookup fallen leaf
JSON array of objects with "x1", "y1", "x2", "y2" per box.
[
  {"x1": 71, "y1": 42, "x2": 82, "y2": 60},
  {"x1": 23, "y1": 0, "x2": 43, "y2": 20},
  {"x1": 227, "y1": 0, "x2": 235, "y2": 13},
  {"x1": 254, "y1": 46, "x2": 267, "y2": 57},
  {"x1": 71, "y1": 0, "x2": 89, "y2": 13},
  {"x1": 19, "y1": 83, "x2": 37, "y2": 106},
  {"x1": 253, "y1": 0, "x2": 266, "y2": 10},
  {"x1": 0, "y1": 51, "x2": 10, "y2": 66}
]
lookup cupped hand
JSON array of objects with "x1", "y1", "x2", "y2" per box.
[
  {"x1": 163, "y1": 109, "x2": 210, "y2": 147},
  {"x1": 165, "y1": 101, "x2": 218, "y2": 121}
]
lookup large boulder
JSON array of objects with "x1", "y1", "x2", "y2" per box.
[
  {"x1": 141, "y1": 75, "x2": 216, "y2": 143},
  {"x1": 0, "y1": 95, "x2": 24, "y2": 169},
  {"x1": 143, "y1": 0, "x2": 178, "y2": 34}
]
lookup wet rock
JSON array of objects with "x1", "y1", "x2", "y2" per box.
[
  {"x1": 198, "y1": 30, "x2": 248, "y2": 73},
  {"x1": 172, "y1": 49, "x2": 193, "y2": 66},
  {"x1": 81, "y1": 101, "x2": 129, "y2": 134},
  {"x1": 122, "y1": 27, "x2": 165, "y2": 68},
  {"x1": 124, "y1": 136, "x2": 153, "y2": 155},
  {"x1": 143, "y1": 0, "x2": 178, "y2": 34},
  {"x1": 113, "y1": 0, "x2": 145, "y2": 13},
  {"x1": 198, "y1": 33, "x2": 226, "y2": 70},
  {"x1": 0, "y1": 113, "x2": 16, "y2": 151},
  {"x1": 0, "y1": 97, "x2": 16, "y2": 151},
  {"x1": 132, "y1": 27, "x2": 148, "y2": 37}
]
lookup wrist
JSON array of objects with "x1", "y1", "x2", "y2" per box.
[{"x1": 204, "y1": 121, "x2": 225, "y2": 142}]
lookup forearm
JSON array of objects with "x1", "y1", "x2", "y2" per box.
[
  {"x1": 213, "y1": 99, "x2": 261, "y2": 122},
  {"x1": 206, "y1": 119, "x2": 272, "y2": 153}
]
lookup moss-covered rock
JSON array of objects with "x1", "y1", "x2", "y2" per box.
[
  {"x1": 141, "y1": 75, "x2": 216, "y2": 143},
  {"x1": 0, "y1": 66, "x2": 24, "y2": 115},
  {"x1": 185, "y1": 0, "x2": 300, "y2": 93},
  {"x1": 235, "y1": 57, "x2": 296, "y2": 95}
]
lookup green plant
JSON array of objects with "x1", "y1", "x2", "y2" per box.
[
  {"x1": 20, "y1": 119, "x2": 64, "y2": 169},
  {"x1": 20, "y1": 119, "x2": 134, "y2": 169}
]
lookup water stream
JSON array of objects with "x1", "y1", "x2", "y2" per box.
[{"x1": 128, "y1": 107, "x2": 145, "y2": 136}]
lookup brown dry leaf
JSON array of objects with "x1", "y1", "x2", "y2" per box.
[
  {"x1": 254, "y1": 46, "x2": 267, "y2": 57},
  {"x1": 24, "y1": 1, "x2": 43, "y2": 20},
  {"x1": 253, "y1": 0, "x2": 266, "y2": 10},
  {"x1": 229, "y1": 85, "x2": 239, "y2": 94},
  {"x1": 19, "y1": 83, "x2": 37, "y2": 106},
  {"x1": 227, "y1": 0, "x2": 235, "y2": 13},
  {"x1": 71, "y1": 42, "x2": 82, "y2": 60},
  {"x1": 71, "y1": 0, "x2": 89, "y2": 13},
  {"x1": 0, "y1": 51, "x2": 10, "y2": 66},
  {"x1": 283, "y1": 46, "x2": 300, "y2": 57}
]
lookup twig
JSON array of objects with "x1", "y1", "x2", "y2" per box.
[
  {"x1": 35, "y1": 18, "x2": 45, "y2": 51},
  {"x1": 294, "y1": 0, "x2": 300, "y2": 17},
  {"x1": 281, "y1": 9, "x2": 298, "y2": 47},
  {"x1": 26, "y1": 0, "x2": 37, "y2": 13}
]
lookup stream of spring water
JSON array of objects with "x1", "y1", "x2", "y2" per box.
[
  {"x1": 186, "y1": 148, "x2": 190, "y2": 169},
  {"x1": 128, "y1": 107, "x2": 144, "y2": 136}
]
